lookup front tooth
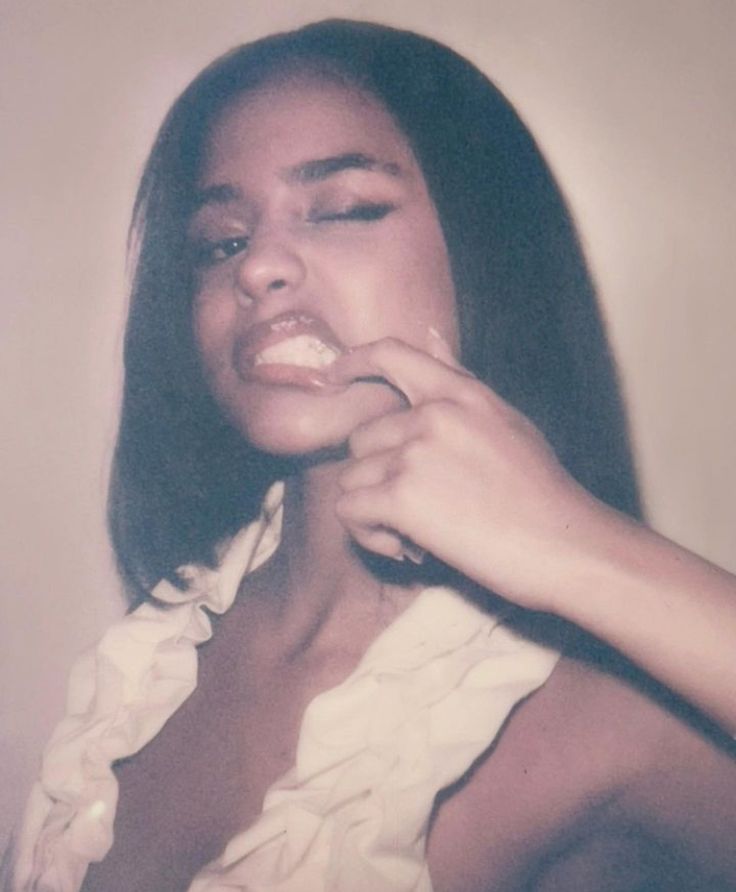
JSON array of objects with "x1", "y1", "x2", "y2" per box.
[{"x1": 254, "y1": 334, "x2": 340, "y2": 369}]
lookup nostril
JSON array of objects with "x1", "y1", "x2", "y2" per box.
[{"x1": 269, "y1": 278, "x2": 288, "y2": 292}]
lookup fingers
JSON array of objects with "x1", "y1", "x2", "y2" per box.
[
  {"x1": 336, "y1": 446, "x2": 428, "y2": 561},
  {"x1": 426, "y1": 326, "x2": 462, "y2": 368},
  {"x1": 347, "y1": 525, "x2": 404, "y2": 560},
  {"x1": 331, "y1": 336, "x2": 523, "y2": 571},
  {"x1": 339, "y1": 449, "x2": 397, "y2": 489},
  {"x1": 346, "y1": 526, "x2": 426, "y2": 563},
  {"x1": 348, "y1": 408, "x2": 416, "y2": 458},
  {"x1": 326, "y1": 337, "x2": 475, "y2": 407},
  {"x1": 336, "y1": 482, "x2": 399, "y2": 551}
]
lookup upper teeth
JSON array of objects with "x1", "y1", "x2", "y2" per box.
[{"x1": 254, "y1": 334, "x2": 340, "y2": 369}]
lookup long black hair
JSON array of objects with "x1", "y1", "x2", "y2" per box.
[{"x1": 109, "y1": 19, "x2": 642, "y2": 605}]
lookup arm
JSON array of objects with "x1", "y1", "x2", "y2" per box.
[
  {"x1": 542, "y1": 501, "x2": 736, "y2": 737},
  {"x1": 328, "y1": 338, "x2": 736, "y2": 734}
]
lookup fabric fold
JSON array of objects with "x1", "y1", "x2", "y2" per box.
[
  {"x1": 12, "y1": 485, "x2": 284, "y2": 892},
  {"x1": 189, "y1": 587, "x2": 558, "y2": 892},
  {"x1": 12, "y1": 482, "x2": 558, "y2": 892}
]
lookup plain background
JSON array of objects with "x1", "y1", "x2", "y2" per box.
[{"x1": 1, "y1": 0, "x2": 734, "y2": 849}]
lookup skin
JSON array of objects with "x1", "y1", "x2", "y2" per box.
[
  {"x1": 191, "y1": 73, "x2": 458, "y2": 456},
  {"x1": 81, "y1": 75, "x2": 736, "y2": 891}
]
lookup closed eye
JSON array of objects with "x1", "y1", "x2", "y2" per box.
[
  {"x1": 191, "y1": 235, "x2": 249, "y2": 267},
  {"x1": 311, "y1": 202, "x2": 396, "y2": 223}
]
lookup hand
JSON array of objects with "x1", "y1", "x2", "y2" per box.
[
  {"x1": 331, "y1": 338, "x2": 736, "y2": 735},
  {"x1": 328, "y1": 336, "x2": 604, "y2": 612}
]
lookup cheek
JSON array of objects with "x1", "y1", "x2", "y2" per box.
[
  {"x1": 192, "y1": 293, "x2": 237, "y2": 379},
  {"x1": 364, "y1": 220, "x2": 458, "y2": 352},
  {"x1": 407, "y1": 237, "x2": 457, "y2": 334}
]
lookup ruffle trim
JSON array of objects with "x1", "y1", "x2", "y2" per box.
[
  {"x1": 12, "y1": 484, "x2": 284, "y2": 892},
  {"x1": 190, "y1": 587, "x2": 559, "y2": 892},
  {"x1": 13, "y1": 483, "x2": 558, "y2": 892}
]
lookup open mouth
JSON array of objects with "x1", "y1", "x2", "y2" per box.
[
  {"x1": 253, "y1": 333, "x2": 341, "y2": 370},
  {"x1": 235, "y1": 311, "x2": 344, "y2": 389}
]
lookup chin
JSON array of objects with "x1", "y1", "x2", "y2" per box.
[
  {"x1": 220, "y1": 380, "x2": 402, "y2": 459},
  {"x1": 243, "y1": 416, "x2": 349, "y2": 457}
]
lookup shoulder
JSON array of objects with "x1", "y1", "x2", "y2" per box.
[
  {"x1": 611, "y1": 674, "x2": 736, "y2": 885},
  {"x1": 429, "y1": 647, "x2": 736, "y2": 889},
  {"x1": 556, "y1": 642, "x2": 736, "y2": 883}
]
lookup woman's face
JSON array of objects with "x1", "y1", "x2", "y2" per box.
[{"x1": 190, "y1": 73, "x2": 458, "y2": 455}]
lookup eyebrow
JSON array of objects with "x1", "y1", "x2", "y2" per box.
[
  {"x1": 190, "y1": 183, "x2": 242, "y2": 213},
  {"x1": 285, "y1": 152, "x2": 403, "y2": 183},
  {"x1": 191, "y1": 152, "x2": 403, "y2": 213}
]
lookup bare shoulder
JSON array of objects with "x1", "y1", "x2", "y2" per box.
[
  {"x1": 611, "y1": 668, "x2": 736, "y2": 885},
  {"x1": 427, "y1": 647, "x2": 736, "y2": 891}
]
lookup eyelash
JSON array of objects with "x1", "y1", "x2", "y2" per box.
[
  {"x1": 191, "y1": 202, "x2": 395, "y2": 268},
  {"x1": 309, "y1": 202, "x2": 395, "y2": 223},
  {"x1": 191, "y1": 236, "x2": 248, "y2": 268}
]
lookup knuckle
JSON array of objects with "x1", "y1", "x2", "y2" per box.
[
  {"x1": 508, "y1": 408, "x2": 540, "y2": 440},
  {"x1": 417, "y1": 399, "x2": 450, "y2": 432},
  {"x1": 390, "y1": 473, "x2": 413, "y2": 511},
  {"x1": 460, "y1": 379, "x2": 489, "y2": 408},
  {"x1": 348, "y1": 429, "x2": 366, "y2": 458},
  {"x1": 400, "y1": 437, "x2": 426, "y2": 470},
  {"x1": 370, "y1": 337, "x2": 400, "y2": 362}
]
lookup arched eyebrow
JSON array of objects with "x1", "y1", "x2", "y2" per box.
[
  {"x1": 191, "y1": 153, "x2": 403, "y2": 213},
  {"x1": 285, "y1": 152, "x2": 403, "y2": 183},
  {"x1": 191, "y1": 183, "x2": 242, "y2": 212}
]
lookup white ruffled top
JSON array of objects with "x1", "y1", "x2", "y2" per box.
[{"x1": 12, "y1": 483, "x2": 559, "y2": 892}]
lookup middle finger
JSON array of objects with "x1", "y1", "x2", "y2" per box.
[{"x1": 349, "y1": 408, "x2": 418, "y2": 459}]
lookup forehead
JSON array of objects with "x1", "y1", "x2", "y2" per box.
[{"x1": 200, "y1": 74, "x2": 420, "y2": 184}]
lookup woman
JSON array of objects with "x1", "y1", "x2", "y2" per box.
[{"x1": 11, "y1": 19, "x2": 736, "y2": 892}]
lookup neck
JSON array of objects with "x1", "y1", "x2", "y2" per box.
[
  {"x1": 279, "y1": 458, "x2": 381, "y2": 603},
  {"x1": 249, "y1": 456, "x2": 418, "y2": 654}
]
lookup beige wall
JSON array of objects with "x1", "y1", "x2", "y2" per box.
[{"x1": 2, "y1": 0, "x2": 734, "y2": 847}]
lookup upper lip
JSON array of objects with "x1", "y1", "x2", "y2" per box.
[{"x1": 236, "y1": 311, "x2": 344, "y2": 368}]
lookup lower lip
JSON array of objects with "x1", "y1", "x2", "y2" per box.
[{"x1": 238, "y1": 361, "x2": 343, "y2": 393}]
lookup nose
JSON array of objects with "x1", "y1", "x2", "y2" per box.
[{"x1": 234, "y1": 230, "x2": 306, "y2": 305}]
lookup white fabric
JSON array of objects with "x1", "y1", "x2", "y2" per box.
[{"x1": 12, "y1": 483, "x2": 558, "y2": 891}]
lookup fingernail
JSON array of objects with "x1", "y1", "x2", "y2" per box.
[
  {"x1": 400, "y1": 540, "x2": 426, "y2": 565},
  {"x1": 426, "y1": 326, "x2": 452, "y2": 360}
]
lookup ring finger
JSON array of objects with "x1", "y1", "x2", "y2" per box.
[{"x1": 339, "y1": 449, "x2": 399, "y2": 491}]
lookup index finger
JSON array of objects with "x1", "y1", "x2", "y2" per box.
[{"x1": 325, "y1": 337, "x2": 474, "y2": 406}]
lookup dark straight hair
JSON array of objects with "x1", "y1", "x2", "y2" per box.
[{"x1": 109, "y1": 18, "x2": 642, "y2": 605}]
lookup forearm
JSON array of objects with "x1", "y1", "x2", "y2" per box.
[
  {"x1": 548, "y1": 504, "x2": 736, "y2": 735},
  {"x1": 329, "y1": 338, "x2": 736, "y2": 734}
]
